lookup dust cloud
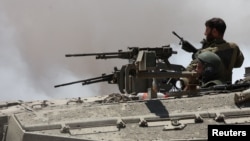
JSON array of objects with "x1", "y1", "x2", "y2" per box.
[{"x1": 0, "y1": 0, "x2": 249, "y2": 101}]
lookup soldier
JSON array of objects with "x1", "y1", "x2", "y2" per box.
[
  {"x1": 183, "y1": 51, "x2": 226, "y2": 91},
  {"x1": 195, "y1": 51, "x2": 225, "y2": 87},
  {"x1": 186, "y1": 17, "x2": 244, "y2": 84}
]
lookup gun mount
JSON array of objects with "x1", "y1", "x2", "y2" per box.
[{"x1": 55, "y1": 45, "x2": 189, "y2": 98}]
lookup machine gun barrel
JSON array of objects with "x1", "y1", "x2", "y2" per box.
[
  {"x1": 66, "y1": 52, "x2": 123, "y2": 57},
  {"x1": 54, "y1": 73, "x2": 114, "y2": 88},
  {"x1": 65, "y1": 51, "x2": 133, "y2": 59}
]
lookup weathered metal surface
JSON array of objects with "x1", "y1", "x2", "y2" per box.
[{"x1": 1, "y1": 90, "x2": 250, "y2": 141}]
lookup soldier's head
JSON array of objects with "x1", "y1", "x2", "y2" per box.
[
  {"x1": 196, "y1": 51, "x2": 223, "y2": 82},
  {"x1": 204, "y1": 17, "x2": 226, "y2": 41}
]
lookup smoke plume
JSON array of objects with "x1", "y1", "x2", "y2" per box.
[{"x1": 0, "y1": 0, "x2": 249, "y2": 101}]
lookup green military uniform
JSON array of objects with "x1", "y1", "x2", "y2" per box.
[{"x1": 187, "y1": 39, "x2": 244, "y2": 84}]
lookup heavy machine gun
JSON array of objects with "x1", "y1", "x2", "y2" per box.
[
  {"x1": 55, "y1": 45, "x2": 200, "y2": 98},
  {"x1": 65, "y1": 45, "x2": 177, "y2": 65}
]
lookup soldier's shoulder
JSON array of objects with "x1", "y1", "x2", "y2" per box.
[{"x1": 226, "y1": 41, "x2": 239, "y2": 48}]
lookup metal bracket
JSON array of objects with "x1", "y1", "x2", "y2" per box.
[{"x1": 66, "y1": 97, "x2": 83, "y2": 105}]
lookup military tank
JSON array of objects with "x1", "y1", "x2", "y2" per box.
[{"x1": 1, "y1": 37, "x2": 250, "y2": 141}]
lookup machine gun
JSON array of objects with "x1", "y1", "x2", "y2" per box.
[
  {"x1": 172, "y1": 31, "x2": 198, "y2": 54},
  {"x1": 55, "y1": 44, "x2": 195, "y2": 98},
  {"x1": 65, "y1": 45, "x2": 177, "y2": 65}
]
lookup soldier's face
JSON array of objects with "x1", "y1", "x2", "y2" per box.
[
  {"x1": 195, "y1": 61, "x2": 203, "y2": 75},
  {"x1": 204, "y1": 26, "x2": 215, "y2": 42}
]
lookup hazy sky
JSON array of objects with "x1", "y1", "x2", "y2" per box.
[{"x1": 0, "y1": 0, "x2": 250, "y2": 101}]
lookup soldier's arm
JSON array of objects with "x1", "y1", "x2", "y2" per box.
[
  {"x1": 231, "y1": 43, "x2": 244, "y2": 68},
  {"x1": 235, "y1": 47, "x2": 244, "y2": 68}
]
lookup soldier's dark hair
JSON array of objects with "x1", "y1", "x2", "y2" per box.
[{"x1": 205, "y1": 17, "x2": 226, "y2": 36}]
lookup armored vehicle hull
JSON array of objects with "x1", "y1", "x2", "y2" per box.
[{"x1": 1, "y1": 88, "x2": 250, "y2": 141}]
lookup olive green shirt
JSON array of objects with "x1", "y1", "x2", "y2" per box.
[{"x1": 187, "y1": 39, "x2": 244, "y2": 84}]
